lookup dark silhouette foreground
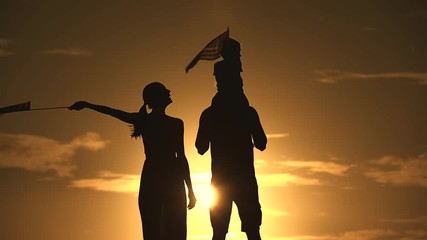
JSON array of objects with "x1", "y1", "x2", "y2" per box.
[
  {"x1": 69, "y1": 82, "x2": 196, "y2": 240},
  {"x1": 196, "y1": 37, "x2": 267, "y2": 240}
]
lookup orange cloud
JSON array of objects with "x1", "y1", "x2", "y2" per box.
[
  {"x1": 262, "y1": 208, "x2": 290, "y2": 217},
  {"x1": 69, "y1": 169, "x2": 321, "y2": 196},
  {"x1": 39, "y1": 48, "x2": 94, "y2": 56},
  {"x1": 278, "y1": 160, "x2": 352, "y2": 176},
  {"x1": 0, "y1": 38, "x2": 14, "y2": 57},
  {"x1": 269, "y1": 229, "x2": 398, "y2": 240},
  {"x1": 365, "y1": 153, "x2": 427, "y2": 187},
  {"x1": 381, "y1": 216, "x2": 427, "y2": 224},
  {"x1": 0, "y1": 132, "x2": 108, "y2": 177},
  {"x1": 257, "y1": 173, "x2": 321, "y2": 187},
  {"x1": 0, "y1": 48, "x2": 14, "y2": 57},
  {"x1": 256, "y1": 158, "x2": 352, "y2": 177},
  {"x1": 266, "y1": 133, "x2": 290, "y2": 139},
  {"x1": 70, "y1": 171, "x2": 213, "y2": 194},
  {"x1": 70, "y1": 171, "x2": 139, "y2": 193},
  {"x1": 0, "y1": 38, "x2": 12, "y2": 46},
  {"x1": 315, "y1": 69, "x2": 427, "y2": 85}
]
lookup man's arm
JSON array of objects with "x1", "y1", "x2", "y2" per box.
[
  {"x1": 195, "y1": 108, "x2": 211, "y2": 155},
  {"x1": 249, "y1": 107, "x2": 267, "y2": 151}
]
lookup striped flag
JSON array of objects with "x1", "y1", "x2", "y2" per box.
[
  {"x1": 185, "y1": 28, "x2": 230, "y2": 73},
  {"x1": 0, "y1": 101, "x2": 31, "y2": 114}
]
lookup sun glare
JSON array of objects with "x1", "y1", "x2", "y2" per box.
[
  {"x1": 194, "y1": 184, "x2": 216, "y2": 208},
  {"x1": 191, "y1": 172, "x2": 217, "y2": 208}
]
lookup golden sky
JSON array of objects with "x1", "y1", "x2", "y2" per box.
[{"x1": 1, "y1": 1, "x2": 427, "y2": 240}]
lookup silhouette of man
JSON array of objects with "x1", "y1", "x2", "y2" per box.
[{"x1": 196, "y1": 105, "x2": 267, "y2": 240}]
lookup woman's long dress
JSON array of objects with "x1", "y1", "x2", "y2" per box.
[{"x1": 138, "y1": 115, "x2": 187, "y2": 240}]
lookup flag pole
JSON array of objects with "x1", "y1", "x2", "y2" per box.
[{"x1": 29, "y1": 106, "x2": 69, "y2": 111}]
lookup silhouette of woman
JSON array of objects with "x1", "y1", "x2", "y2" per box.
[{"x1": 69, "y1": 82, "x2": 196, "y2": 240}]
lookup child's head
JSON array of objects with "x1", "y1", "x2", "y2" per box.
[{"x1": 220, "y1": 37, "x2": 241, "y2": 59}]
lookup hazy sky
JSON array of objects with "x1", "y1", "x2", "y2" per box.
[{"x1": 1, "y1": 1, "x2": 427, "y2": 240}]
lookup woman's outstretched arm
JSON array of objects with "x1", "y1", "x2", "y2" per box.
[
  {"x1": 176, "y1": 119, "x2": 197, "y2": 209},
  {"x1": 69, "y1": 101, "x2": 138, "y2": 124}
]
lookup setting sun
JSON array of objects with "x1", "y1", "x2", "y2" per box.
[
  {"x1": 193, "y1": 183, "x2": 216, "y2": 208},
  {"x1": 1, "y1": 1, "x2": 427, "y2": 240},
  {"x1": 191, "y1": 172, "x2": 216, "y2": 208}
]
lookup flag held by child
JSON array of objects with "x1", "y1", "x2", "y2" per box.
[{"x1": 185, "y1": 28, "x2": 229, "y2": 73}]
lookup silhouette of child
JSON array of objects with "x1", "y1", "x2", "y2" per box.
[
  {"x1": 211, "y1": 37, "x2": 250, "y2": 109},
  {"x1": 69, "y1": 82, "x2": 196, "y2": 240}
]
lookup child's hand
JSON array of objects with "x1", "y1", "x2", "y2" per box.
[{"x1": 187, "y1": 192, "x2": 197, "y2": 210}]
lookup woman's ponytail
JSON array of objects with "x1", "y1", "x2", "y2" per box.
[{"x1": 131, "y1": 104, "x2": 148, "y2": 138}]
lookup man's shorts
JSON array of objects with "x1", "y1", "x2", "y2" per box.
[{"x1": 209, "y1": 176, "x2": 262, "y2": 233}]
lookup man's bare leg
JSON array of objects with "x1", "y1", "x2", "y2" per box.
[{"x1": 246, "y1": 230, "x2": 261, "y2": 240}]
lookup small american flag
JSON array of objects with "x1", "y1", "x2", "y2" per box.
[
  {"x1": 0, "y1": 101, "x2": 31, "y2": 114},
  {"x1": 185, "y1": 28, "x2": 230, "y2": 73}
]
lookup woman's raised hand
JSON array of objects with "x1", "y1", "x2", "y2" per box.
[{"x1": 69, "y1": 101, "x2": 89, "y2": 111}]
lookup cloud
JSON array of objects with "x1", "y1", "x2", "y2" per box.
[
  {"x1": 315, "y1": 69, "x2": 427, "y2": 85},
  {"x1": 0, "y1": 38, "x2": 14, "y2": 57},
  {"x1": 255, "y1": 158, "x2": 352, "y2": 187},
  {"x1": 70, "y1": 171, "x2": 139, "y2": 193},
  {"x1": 70, "y1": 171, "x2": 212, "y2": 194},
  {"x1": 39, "y1": 48, "x2": 94, "y2": 56},
  {"x1": 266, "y1": 133, "x2": 290, "y2": 139},
  {"x1": 0, "y1": 38, "x2": 12, "y2": 46},
  {"x1": 270, "y1": 229, "x2": 398, "y2": 240},
  {"x1": 69, "y1": 170, "x2": 320, "y2": 195},
  {"x1": 401, "y1": 230, "x2": 427, "y2": 240},
  {"x1": 277, "y1": 160, "x2": 352, "y2": 176},
  {"x1": 257, "y1": 173, "x2": 321, "y2": 187},
  {"x1": 364, "y1": 153, "x2": 427, "y2": 187},
  {"x1": 263, "y1": 208, "x2": 290, "y2": 217},
  {"x1": 0, "y1": 48, "x2": 14, "y2": 57},
  {"x1": 0, "y1": 132, "x2": 108, "y2": 177},
  {"x1": 191, "y1": 171, "x2": 212, "y2": 184},
  {"x1": 256, "y1": 158, "x2": 352, "y2": 177},
  {"x1": 339, "y1": 229, "x2": 398, "y2": 240},
  {"x1": 263, "y1": 229, "x2": 427, "y2": 240},
  {"x1": 190, "y1": 171, "x2": 316, "y2": 188},
  {"x1": 381, "y1": 216, "x2": 427, "y2": 225}
]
